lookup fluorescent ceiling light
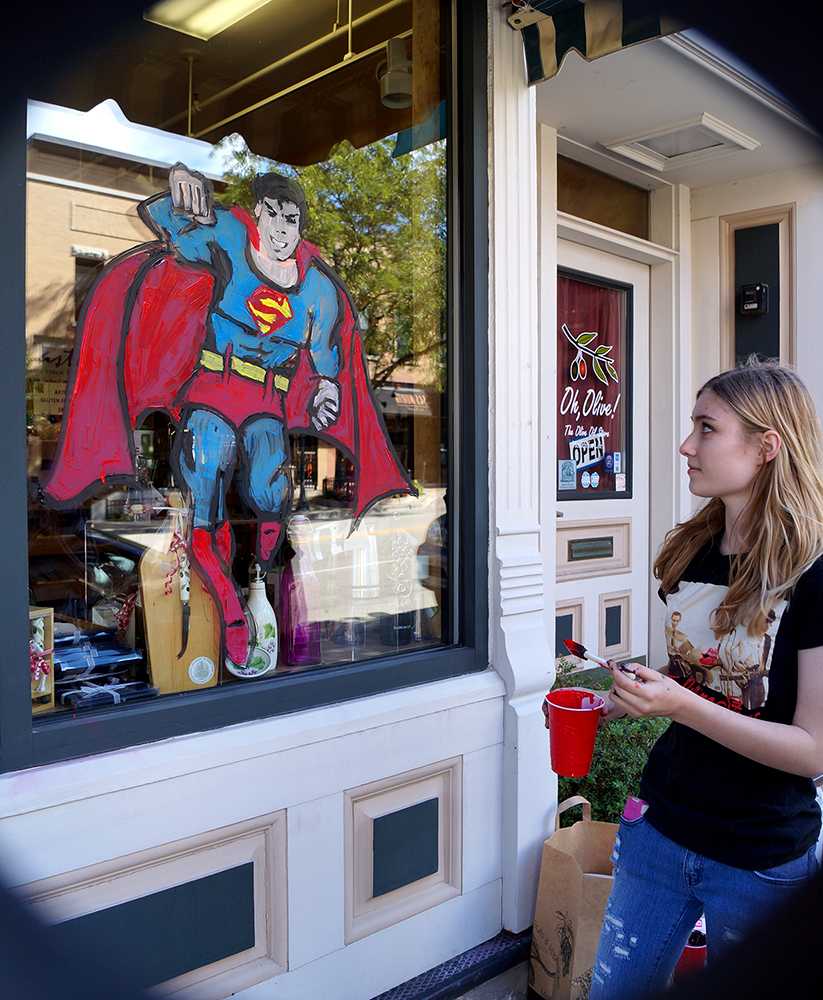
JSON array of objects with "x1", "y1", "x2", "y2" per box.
[
  {"x1": 145, "y1": 0, "x2": 274, "y2": 41},
  {"x1": 603, "y1": 113, "x2": 760, "y2": 172}
]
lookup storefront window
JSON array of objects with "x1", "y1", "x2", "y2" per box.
[
  {"x1": 556, "y1": 271, "x2": 632, "y2": 499},
  {"x1": 25, "y1": 1, "x2": 451, "y2": 718}
]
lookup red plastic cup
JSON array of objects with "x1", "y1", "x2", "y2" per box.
[
  {"x1": 674, "y1": 918, "x2": 707, "y2": 981},
  {"x1": 674, "y1": 942, "x2": 707, "y2": 979},
  {"x1": 543, "y1": 688, "x2": 605, "y2": 777}
]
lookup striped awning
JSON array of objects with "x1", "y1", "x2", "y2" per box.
[{"x1": 508, "y1": 1, "x2": 682, "y2": 86}]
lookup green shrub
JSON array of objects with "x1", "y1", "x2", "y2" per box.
[{"x1": 551, "y1": 660, "x2": 670, "y2": 825}]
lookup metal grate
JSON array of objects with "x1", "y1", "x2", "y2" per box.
[{"x1": 373, "y1": 929, "x2": 531, "y2": 1000}]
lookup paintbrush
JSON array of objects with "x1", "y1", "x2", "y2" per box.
[{"x1": 563, "y1": 639, "x2": 639, "y2": 676}]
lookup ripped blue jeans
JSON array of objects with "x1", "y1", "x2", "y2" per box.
[{"x1": 589, "y1": 814, "x2": 819, "y2": 999}]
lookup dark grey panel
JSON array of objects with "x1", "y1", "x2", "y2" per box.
[
  {"x1": 373, "y1": 798, "x2": 439, "y2": 898},
  {"x1": 555, "y1": 613, "x2": 574, "y2": 657},
  {"x1": 54, "y1": 863, "x2": 255, "y2": 989},
  {"x1": 735, "y1": 223, "x2": 780, "y2": 363},
  {"x1": 605, "y1": 604, "x2": 622, "y2": 648}
]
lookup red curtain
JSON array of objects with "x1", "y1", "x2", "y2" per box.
[{"x1": 557, "y1": 275, "x2": 627, "y2": 495}]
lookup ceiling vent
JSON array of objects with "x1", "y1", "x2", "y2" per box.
[{"x1": 603, "y1": 113, "x2": 760, "y2": 171}]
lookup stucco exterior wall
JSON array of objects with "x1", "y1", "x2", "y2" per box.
[{"x1": 691, "y1": 163, "x2": 823, "y2": 405}]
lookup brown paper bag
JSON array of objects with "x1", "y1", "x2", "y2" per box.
[{"x1": 529, "y1": 796, "x2": 618, "y2": 1000}]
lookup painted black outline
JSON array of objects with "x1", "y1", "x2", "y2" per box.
[
  {"x1": 42, "y1": 241, "x2": 167, "y2": 510},
  {"x1": 42, "y1": 177, "x2": 418, "y2": 667}
]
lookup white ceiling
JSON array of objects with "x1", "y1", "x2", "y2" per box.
[{"x1": 536, "y1": 33, "x2": 823, "y2": 190}]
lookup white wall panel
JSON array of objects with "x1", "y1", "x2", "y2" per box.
[
  {"x1": 462, "y1": 744, "x2": 504, "y2": 893},
  {"x1": 0, "y1": 692, "x2": 504, "y2": 886},
  {"x1": 287, "y1": 794, "x2": 345, "y2": 970},
  {"x1": 233, "y1": 880, "x2": 502, "y2": 1000}
]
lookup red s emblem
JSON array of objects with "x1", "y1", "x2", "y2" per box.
[{"x1": 246, "y1": 286, "x2": 293, "y2": 336}]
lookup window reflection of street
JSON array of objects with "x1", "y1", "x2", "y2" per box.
[{"x1": 278, "y1": 487, "x2": 447, "y2": 671}]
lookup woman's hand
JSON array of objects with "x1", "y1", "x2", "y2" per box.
[
  {"x1": 599, "y1": 667, "x2": 630, "y2": 726},
  {"x1": 610, "y1": 664, "x2": 692, "y2": 721}
]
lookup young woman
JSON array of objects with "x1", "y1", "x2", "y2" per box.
[{"x1": 589, "y1": 363, "x2": 823, "y2": 999}]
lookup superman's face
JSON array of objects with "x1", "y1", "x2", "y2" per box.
[{"x1": 254, "y1": 197, "x2": 301, "y2": 262}]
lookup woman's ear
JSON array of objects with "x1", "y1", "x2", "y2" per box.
[{"x1": 761, "y1": 429, "x2": 782, "y2": 464}]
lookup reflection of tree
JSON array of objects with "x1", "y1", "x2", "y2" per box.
[{"x1": 216, "y1": 136, "x2": 447, "y2": 389}]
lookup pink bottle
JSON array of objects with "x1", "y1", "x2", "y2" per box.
[{"x1": 279, "y1": 531, "x2": 321, "y2": 667}]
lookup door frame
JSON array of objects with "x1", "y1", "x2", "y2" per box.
[
  {"x1": 556, "y1": 242, "x2": 649, "y2": 666},
  {"x1": 539, "y1": 122, "x2": 692, "y2": 672}
]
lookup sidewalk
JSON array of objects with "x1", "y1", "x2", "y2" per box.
[{"x1": 455, "y1": 963, "x2": 528, "y2": 1000}]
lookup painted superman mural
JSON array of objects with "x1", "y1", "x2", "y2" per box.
[{"x1": 44, "y1": 162, "x2": 415, "y2": 668}]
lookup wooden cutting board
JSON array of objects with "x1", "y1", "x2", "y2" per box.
[{"x1": 139, "y1": 534, "x2": 220, "y2": 694}]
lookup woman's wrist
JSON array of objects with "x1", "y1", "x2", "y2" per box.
[{"x1": 669, "y1": 684, "x2": 703, "y2": 726}]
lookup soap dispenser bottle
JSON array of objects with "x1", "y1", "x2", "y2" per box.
[{"x1": 247, "y1": 561, "x2": 279, "y2": 671}]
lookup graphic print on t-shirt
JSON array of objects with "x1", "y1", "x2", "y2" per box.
[{"x1": 664, "y1": 581, "x2": 787, "y2": 713}]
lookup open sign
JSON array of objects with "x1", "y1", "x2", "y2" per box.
[{"x1": 569, "y1": 429, "x2": 607, "y2": 470}]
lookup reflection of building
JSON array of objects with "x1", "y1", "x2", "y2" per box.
[
  {"x1": 375, "y1": 382, "x2": 443, "y2": 485},
  {"x1": 26, "y1": 140, "x2": 162, "y2": 477}
]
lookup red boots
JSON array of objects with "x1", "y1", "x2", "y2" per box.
[
  {"x1": 188, "y1": 519, "x2": 283, "y2": 667},
  {"x1": 257, "y1": 520, "x2": 283, "y2": 573},
  {"x1": 214, "y1": 520, "x2": 234, "y2": 566},
  {"x1": 190, "y1": 526, "x2": 249, "y2": 666}
]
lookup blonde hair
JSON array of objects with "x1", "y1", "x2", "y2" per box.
[{"x1": 654, "y1": 362, "x2": 823, "y2": 637}]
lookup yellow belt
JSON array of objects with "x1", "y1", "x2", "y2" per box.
[{"x1": 200, "y1": 349, "x2": 290, "y2": 392}]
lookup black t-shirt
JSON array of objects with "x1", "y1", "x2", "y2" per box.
[{"x1": 640, "y1": 536, "x2": 823, "y2": 869}]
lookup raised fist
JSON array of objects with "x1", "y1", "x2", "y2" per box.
[{"x1": 169, "y1": 162, "x2": 215, "y2": 225}]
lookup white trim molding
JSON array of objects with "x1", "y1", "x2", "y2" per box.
[
  {"x1": 344, "y1": 758, "x2": 462, "y2": 943},
  {"x1": 598, "y1": 590, "x2": 632, "y2": 660},
  {"x1": 488, "y1": 0, "x2": 556, "y2": 934},
  {"x1": 0, "y1": 671, "x2": 503, "y2": 821},
  {"x1": 718, "y1": 203, "x2": 796, "y2": 370},
  {"x1": 556, "y1": 518, "x2": 632, "y2": 582},
  {"x1": 662, "y1": 32, "x2": 817, "y2": 137},
  {"x1": 23, "y1": 811, "x2": 288, "y2": 999}
]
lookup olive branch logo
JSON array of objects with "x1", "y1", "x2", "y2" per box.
[{"x1": 562, "y1": 323, "x2": 619, "y2": 386}]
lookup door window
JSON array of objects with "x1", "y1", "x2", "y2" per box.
[{"x1": 557, "y1": 271, "x2": 632, "y2": 500}]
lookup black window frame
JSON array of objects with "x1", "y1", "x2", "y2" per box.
[{"x1": 0, "y1": 0, "x2": 488, "y2": 772}]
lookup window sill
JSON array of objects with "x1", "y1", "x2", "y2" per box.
[{"x1": 2, "y1": 668, "x2": 503, "y2": 818}]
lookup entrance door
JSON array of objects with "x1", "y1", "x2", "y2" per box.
[{"x1": 555, "y1": 240, "x2": 650, "y2": 667}]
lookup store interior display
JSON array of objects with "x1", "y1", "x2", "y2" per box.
[
  {"x1": 229, "y1": 561, "x2": 279, "y2": 681},
  {"x1": 139, "y1": 508, "x2": 221, "y2": 694},
  {"x1": 24, "y1": 0, "x2": 450, "y2": 717},
  {"x1": 279, "y1": 533, "x2": 322, "y2": 668},
  {"x1": 26, "y1": 472, "x2": 448, "y2": 715},
  {"x1": 29, "y1": 607, "x2": 55, "y2": 715},
  {"x1": 51, "y1": 621, "x2": 155, "y2": 710}
]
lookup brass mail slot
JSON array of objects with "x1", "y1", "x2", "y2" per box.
[
  {"x1": 556, "y1": 518, "x2": 631, "y2": 582},
  {"x1": 568, "y1": 536, "x2": 614, "y2": 562}
]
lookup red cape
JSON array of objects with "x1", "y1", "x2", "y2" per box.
[{"x1": 45, "y1": 221, "x2": 414, "y2": 524}]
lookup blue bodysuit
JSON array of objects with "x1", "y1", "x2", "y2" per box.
[{"x1": 144, "y1": 196, "x2": 343, "y2": 526}]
